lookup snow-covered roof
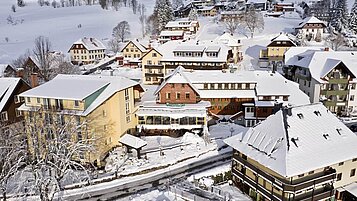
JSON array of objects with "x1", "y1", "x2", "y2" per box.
[
  {"x1": 165, "y1": 20, "x2": 198, "y2": 28},
  {"x1": 119, "y1": 134, "x2": 147, "y2": 149},
  {"x1": 255, "y1": 71, "x2": 291, "y2": 96},
  {"x1": 73, "y1": 37, "x2": 106, "y2": 51},
  {"x1": 158, "y1": 40, "x2": 231, "y2": 63},
  {"x1": 342, "y1": 182, "x2": 357, "y2": 198},
  {"x1": 293, "y1": 51, "x2": 357, "y2": 83},
  {"x1": 159, "y1": 30, "x2": 184, "y2": 37},
  {"x1": 224, "y1": 103, "x2": 357, "y2": 178},
  {"x1": 20, "y1": 74, "x2": 141, "y2": 116},
  {"x1": 199, "y1": 90, "x2": 256, "y2": 98},
  {"x1": 284, "y1": 47, "x2": 329, "y2": 66},
  {"x1": 198, "y1": 6, "x2": 215, "y2": 11},
  {"x1": 296, "y1": 16, "x2": 326, "y2": 29},
  {"x1": 246, "y1": 0, "x2": 267, "y2": 4},
  {"x1": 155, "y1": 66, "x2": 200, "y2": 95},
  {"x1": 137, "y1": 101, "x2": 210, "y2": 118},
  {"x1": 0, "y1": 64, "x2": 15, "y2": 77},
  {"x1": 121, "y1": 40, "x2": 147, "y2": 53},
  {"x1": 215, "y1": 33, "x2": 242, "y2": 47},
  {"x1": 0, "y1": 78, "x2": 21, "y2": 112}
]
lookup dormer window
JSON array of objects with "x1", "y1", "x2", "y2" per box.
[{"x1": 74, "y1": 100, "x2": 80, "y2": 108}]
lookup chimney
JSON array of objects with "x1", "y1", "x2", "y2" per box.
[
  {"x1": 16, "y1": 68, "x2": 24, "y2": 78},
  {"x1": 90, "y1": 37, "x2": 93, "y2": 42},
  {"x1": 273, "y1": 100, "x2": 283, "y2": 114},
  {"x1": 110, "y1": 69, "x2": 114, "y2": 76},
  {"x1": 324, "y1": 47, "x2": 329, "y2": 51},
  {"x1": 148, "y1": 43, "x2": 152, "y2": 49},
  {"x1": 30, "y1": 73, "x2": 38, "y2": 88}
]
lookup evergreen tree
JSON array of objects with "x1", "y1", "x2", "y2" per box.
[
  {"x1": 330, "y1": 0, "x2": 349, "y2": 32},
  {"x1": 149, "y1": 0, "x2": 174, "y2": 35},
  {"x1": 350, "y1": 0, "x2": 357, "y2": 34}
]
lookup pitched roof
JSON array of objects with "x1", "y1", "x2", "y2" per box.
[
  {"x1": 0, "y1": 78, "x2": 21, "y2": 112},
  {"x1": 293, "y1": 51, "x2": 357, "y2": 83},
  {"x1": 20, "y1": 74, "x2": 141, "y2": 116},
  {"x1": 267, "y1": 33, "x2": 296, "y2": 47},
  {"x1": 160, "y1": 30, "x2": 184, "y2": 37},
  {"x1": 284, "y1": 47, "x2": 329, "y2": 66},
  {"x1": 224, "y1": 103, "x2": 357, "y2": 177},
  {"x1": 154, "y1": 66, "x2": 200, "y2": 95},
  {"x1": 119, "y1": 134, "x2": 147, "y2": 149},
  {"x1": 0, "y1": 64, "x2": 16, "y2": 77},
  {"x1": 165, "y1": 20, "x2": 199, "y2": 28},
  {"x1": 215, "y1": 33, "x2": 242, "y2": 47},
  {"x1": 158, "y1": 40, "x2": 231, "y2": 63},
  {"x1": 296, "y1": 16, "x2": 326, "y2": 28},
  {"x1": 121, "y1": 40, "x2": 147, "y2": 53},
  {"x1": 72, "y1": 37, "x2": 106, "y2": 51}
]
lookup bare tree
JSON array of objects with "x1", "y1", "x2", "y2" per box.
[
  {"x1": 242, "y1": 6, "x2": 264, "y2": 38},
  {"x1": 113, "y1": 21, "x2": 130, "y2": 42},
  {"x1": 131, "y1": 0, "x2": 138, "y2": 14},
  {"x1": 24, "y1": 111, "x2": 96, "y2": 201},
  {"x1": 138, "y1": 4, "x2": 146, "y2": 37},
  {"x1": 225, "y1": 17, "x2": 240, "y2": 35},
  {"x1": 0, "y1": 124, "x2": 26, "y2": 201},
  {"x1": 108, "y1": 38, "x2": 122, "y2": 53},
  {"x1": 325, "y1": 33, "x2": 346, "y2": 50},
  {"x1": 33, "y1": 36, "x2": 53, "y2": 82}
]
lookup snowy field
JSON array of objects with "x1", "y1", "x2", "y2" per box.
[{"x1": 0, "y1": 0, "x2": 155, "y2": 63}]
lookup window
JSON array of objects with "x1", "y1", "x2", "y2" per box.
[
  {"x1": 125, "y1": 102, "x2": 130, "y2": 115},
  {"x1": 246, "y1": 83, "x2": 250, "y2": 89},
  {"x1": 224, "y1": 83, "x2": 229, "y2": 89},
  {"x1": 15, "y1": 109, "x2": 23, "y2": 117},
  {"x1": 298, "y1": 174, "x2": 304, "y2": 178},
  {"x1": 352, "y1": 84, "x2": 356, "y2": 90},
  {"x1": 126, "y1": 115, "x2": 131, "y2": 123},
  {"x1": 171, "y1": 83, "x2": 175, "y2": 88},
  {"x1": 147, "y1": 60, "x2": 152, "y2": 65},
  {"x1": 237, "y1": 83, "x2": 242, "y2": 89},
  {"x1": 350, "y1": 95, "x2": 355, "y2": 101},
  {"x1": 185, "y1": 93, "x2": 190, "y2": 99},
  {"x1": 0, "y1": 111, "x2": 8, "y2": 121},
  {"x1": 74, "y1": 100, "x2": 79, "y2": 108},
  {"x1": 210, "y1": 84, "x2": 215, "y2": 89},
  {"x1": 125, "y1": 89, "x2": 129, "y2": 101},
  {"x1": 181, "y1": 84, "x2": 185, "y2": 88},
  {"x1": 351, "y1": 169, "x2": 356, "y2": 177},
  {"x1": 27, "y1": 97, "x2": 31, "y2": 103},
  {"x1": 337, "y1": 173, "x2": 342, "y2": 181},
  {"x1": 166, "y1": 93, "x2": 171, "y2": 99},
  {"x1": 103, "y1": 110, "x2": 107, "y2": 117},
  {"x1": 339, "y1": 162, "x2": 344, "y2": 166},
  {"x1": 308, "y1": 171, "x2": 314, "y2": 175},
  {"x1": 204, "y1": 84, "x2": 208, "y2": 89},
  {"x1": 152, "y1": 53, "x2": 157, "y2": 57},
  {"x1": 104, "y1": 125, "x2": 108, "y2": 131},
  {"x1": 217, "y1": 84, "x2": 222, "y2": 89},
  {"x1": 176, "y1": 92, "x2": 181, "y2": 99},
  {"x1": 14, "y1": 95, "x2": 20, "y2": 103}
]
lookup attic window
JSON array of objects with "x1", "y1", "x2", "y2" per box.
[
  {"x1": 291, "y1": 137, "x2": 299, "y2": 147},
  {"x1": 314, "y1": 110, "x2": 321, "y2": 116},
  {"x1": 297, "y1": 113, "x2": 304, "y2": 119},
  {"x1": 336, "y1": 128, "x2": 342, "y2": 135},
  {"x1": 323, "y1": 133, "x2": 330, "y2": 140}
]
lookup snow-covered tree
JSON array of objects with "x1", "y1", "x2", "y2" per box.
[
  {"x1": 138, "y1": 4, "x2": 147, "y2": 37},
  {"x1": 315, "y1": 29, "x2": 322, "y2": 42},
  {"x1": 0, "y1": 124, "x2": 26, "y2": 201},
  {"x1": 131, "y1": 0, "x2": 138, "y2": 14},
  {"x1": 24, "y1": 112, "x2": 96, "y2": 201},
  {"x1": 148, "y1": 0, "x2": 174, "y2": 35},
  {"x1": 113, "y1": 21, "x2": 130, "y2": 42},
  {"x1": 330, "y1": 0, "x2": 349, "y2": 32},
  {"x1": 99, "y1": 0, "x2": 107, "y2": 9},
  {"x1": 242, "y1": 6, "x2": 264, "y2": 38},
  {"x1": 224, "y1": 17, "x2": 240, "y2": 35},
  {"x1": 350, "y1": 0, "x2": 357, "y2": 34},
  {"x1": 108, "y1": 37, "x2": 122, "y2": 53},
  {"x1": 172, "y1": 0, "x2": 184, "y2": 10},
  {"x1": 188, "y1": 8, "x2": 198, "y2": 21},
  {"x1": 325, "y1": 33, "x2": 346, "y2": 50},
  {"x1": 17, "y1": 0, "x2": 25, "y2": 7},
  {"x1": 33, "y1": 36, "x2": 53, "y2": 82}
]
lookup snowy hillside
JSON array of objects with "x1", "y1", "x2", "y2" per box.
[{"x1": 0, "y1": 0, "x2": 155, "y2": 63}]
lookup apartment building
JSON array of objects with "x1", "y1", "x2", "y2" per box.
[
  {"x1": 260, "y1": 33, "x2": 296, "y2": 62},
  {"x1": 18, "y1": 74, "x2": 144, "y2": 166},
  {"x1": 141, "y1": 40, "x2": 233, "y2": 85},
  {"x1": 295, "y1": 16, "x2": 326, "y2": 42},
  {"x1": 225, "y1": 103, "x2": 357, "y2": 201},
  {"x1": 121, "y1": 40, "x2": 148, "y2": 67},
  {"x1": 286, "y1": 51, "x2": 357, "y2": 115},
  {"x1": 68, "y1": 37, "x2": 106, "y2": 65},
  {"x1": 144, "y1": 66, "x2": 309, "y2": 127},
  {"x1": 164, "y1": 20, "x2": 200, "y2": 34}
]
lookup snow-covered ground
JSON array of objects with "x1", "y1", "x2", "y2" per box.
[{"x1": 0, "y1": 0, "x2": 154, "y2": 63}]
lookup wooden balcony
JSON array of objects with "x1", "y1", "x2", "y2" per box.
[{"x1": 233, "y1": 154, "x2": 336, "y2": 193}]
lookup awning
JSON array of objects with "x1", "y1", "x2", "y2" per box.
[{"x1": 119, "y1": 134, "x2": 147, "y2": 149}]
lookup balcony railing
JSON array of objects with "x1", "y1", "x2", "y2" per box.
[{"x1": 233, "y1": 154, "x2": 336, "y2": 193}]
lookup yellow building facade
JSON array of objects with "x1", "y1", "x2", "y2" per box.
[{"x1": 19, "y1": 75, "x2": 143, "y2": 166}]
